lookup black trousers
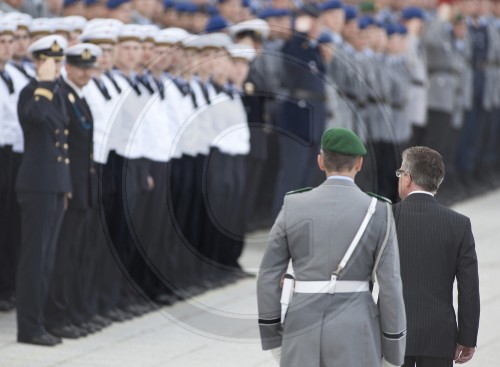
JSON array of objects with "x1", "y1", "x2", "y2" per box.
[
  {"x1": 403, "y1": 356, "x2": 453, "y2": 367},
  {"x1": 0, "y1": 147, "x2": 21, "y2": 301},
  {"x1": 16, "y1": 192, "x2": 65, "y2": 338},
  {"x1": 45, "y1": 207, "x2": 89, "y2": 328}
]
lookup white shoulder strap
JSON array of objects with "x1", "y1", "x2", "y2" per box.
[
  {"x1": 371, "y1": 202, "x2": 393, "y2": 302},
  {"x1": 335, "y1": 197, "x2": 377, "y2": 275}
]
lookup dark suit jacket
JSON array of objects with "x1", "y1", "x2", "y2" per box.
[
  {"x1": 393, "y1": 193, "x2": 480, "y2": 358},
  {"x1": 59, "y1": 79, "x2": 97, "y2": 209},
  {"x1": 16, "y1": 79, "x2": 72, "y2": 193}
]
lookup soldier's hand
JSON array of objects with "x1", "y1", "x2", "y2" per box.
[
  {"x1": 146, "y1": 175, "x2": 155, "y2": 191},
  {"x1": 454, "y1": 344, "x2": 475, "y2": 364},
  {"x1": 270, "y1": 347, "x2": 281, "y2": 365},
  {"x1": 38, "y1": 58, "x2": 58, "y2": 81},
  {"x1": 381, "y1": 357, "x2": 400, "y2": 367},
  {"x1": 64, "y1": 192, "x2": 73, "y2": 211}
]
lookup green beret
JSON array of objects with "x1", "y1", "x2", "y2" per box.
[
  {"x1": 321, "y1": 128, "x2": 367, "y2": 156},
  {"x1": 359, "y1": 1, "x2": 376, "y2": 13}
]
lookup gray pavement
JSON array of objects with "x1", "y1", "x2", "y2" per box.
[{"x1": 1, "y1": 189, "x2": 499, "y2": 367}]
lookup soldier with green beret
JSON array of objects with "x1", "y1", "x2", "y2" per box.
[{"x1": 257, "y1": 127, "x2": 406, "y2": 366}]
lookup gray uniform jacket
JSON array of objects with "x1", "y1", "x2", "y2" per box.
[
  {"x1": 388, "y1": 57, "x2": 411, "y2": 143},
  {"x1": 327, "y1": 34, "x2": 356, "y2": 132},
  {"x1": 423, "y1": 19, "x2": 461, "y2": 114},
  {"x1": 482, "y1": 21, "x2": 500, "y2": 111},
  {"x1": 452, "y1": 36, "x2": 472, "y2": 129},
  {"x1": 257, "y1": 178, "x2": 406, "y2": 367},
  {"x1": 403, "y1": 35, "x2": 428, "y2": 127}
]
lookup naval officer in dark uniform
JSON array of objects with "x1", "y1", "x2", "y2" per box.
[
  {"x1": 273, "y1": 4, "x2": 327, "y2": 217},
  {"x1": 15, "y1": 35, "x2": 71, "y2": 346},
  {"x1": 44, "y1": 43, "x2": 102, "y2": 339}
]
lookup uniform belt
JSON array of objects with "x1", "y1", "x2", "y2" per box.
[
  {"x1": 429, "y1": 68, "x2": 459, "y2": 75},
  {"x1": 294, "y1": 280, "x2": 369, "y2": 294},
  {"x1": 368, "y1": 97, "x2": 389, "y2": 104},
  {"x1": 337, "y1": 90, "x2": 358, "y2": 102},
  {"x1": 288, "y1": 89, "x2": 327, "y2": 102}
]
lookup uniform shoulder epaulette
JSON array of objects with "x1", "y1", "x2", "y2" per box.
[
  {"x1": 366, "y1": 192, "x2": 392, "y2": 204},
  {"x1": 286, "y1": 187, "x2": 313, "y2": 195}
]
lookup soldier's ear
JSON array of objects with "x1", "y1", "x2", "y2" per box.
[
  {"x1": 355, "y1": 156, "x2": 363, "y2": 172},
  {"x1": 317, "y1": 153, "x2": 326, "y2": 172}
]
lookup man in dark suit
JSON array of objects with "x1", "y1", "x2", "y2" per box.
[
  {"x1": 393, "y1": 146, "x2": 480, "y2": 367},
  {"x1": 15, "y1": 35, "x2": 71, "y2": 346}
]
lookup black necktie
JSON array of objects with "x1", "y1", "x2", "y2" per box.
[
  {"x1": 153, "y1": 78, "x2": 165, "y2": 100},
  {"x1": 13, "y1": 63, "x2": 31, "y2": 79},
  {"x1": 184, "y1": 83, "x2": 198, "y2": 108},
  {"x1": 127, "y1": 75, "x2": 142, "y2": 96},
  {"x1": 199, "y1": 81, "x2": 211, "y2": 105},
  {"x1": 0, "y1": 70, "x2": 14, "y2": 94},
  {"x1": 137, "y1": 74, "x2": 154, "y2": 95},
  {"x1": 104, "y1": 71, "x2": 122, "y2": 94},
  {"x1": 93, "y1": 77, "x2": 111, "y2": 100}
]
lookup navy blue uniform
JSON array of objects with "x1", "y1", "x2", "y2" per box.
[
  {"x1": 273, "y1": 32, "x2": 326, "y2": 215},
  {"x1": 45, "y1": 79, "x2": 98, "y2": 331},
  {"x1": 15, "y1": 79, "x2": 72, "y2": 339}
]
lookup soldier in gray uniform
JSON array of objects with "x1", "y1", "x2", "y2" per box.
[
  {"x1": 257, "y1": 128, "x2": 406, "y2": 367},
  {"x1": 422, "y1": 3, "x2": 462, "y2": 195},
  {"x1": 401, "y1": 7, "x2": 428, "y2": 147}
]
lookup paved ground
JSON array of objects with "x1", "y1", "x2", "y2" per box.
[{"x1": 1, "y1": 189, "x2": 499, "y2": 367}]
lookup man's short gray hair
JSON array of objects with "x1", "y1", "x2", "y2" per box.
[{"x1": 402, "y1": 147, "x2": 445, "y2": 192}]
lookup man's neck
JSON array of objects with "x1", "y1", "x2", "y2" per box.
[
  {"x1": 326, "y1": 171, "x2": 356, "y2": 180},
  {"x1": 115, "y1": 65, "x2": 133, "y2": 77},
  {"x1": 407, "y1": 189, "x2": 435, "y2": 197}
]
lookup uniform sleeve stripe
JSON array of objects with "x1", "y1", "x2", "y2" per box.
[
  {"x1": 383, "y1": 330, "x2": 406, "y2": 340},
  {"x1": 258, "y1": 317, "x2": 281, "y2": 325}
]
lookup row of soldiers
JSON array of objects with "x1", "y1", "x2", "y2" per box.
[
  {"x1": 1, "y1": 0, "x2": 500, "y2": 346},
  {"x1": 0, "y1": 12, "x2": 263, "y2": 345}
]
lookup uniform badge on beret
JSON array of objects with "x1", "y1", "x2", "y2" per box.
[
  {"x1": 302, "y1": 42, "x2": 309, "y2": 49},
  {"x1": 68, "y1": 93, "x2": 76, "y2": 103},
  {"x1": 244, "y1": 82, "x2": 254, "y2": 95},
  {"x1": 51, "y1": 41, "x2": 61, "y2": 53}
]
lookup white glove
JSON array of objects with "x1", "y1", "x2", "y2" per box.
[
  {"x1": 271, "y1": 347, "x2": 281, "y2": 365},
  {"x1": 381, "y1": 357, "x2": 400, "y2": 367}
]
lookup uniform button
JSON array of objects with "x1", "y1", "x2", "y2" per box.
[
  {"x1": 90, "y1": 167, "x2": 96, "y2": 174},
  {"x1": 55, "y1": 129, "x2": 60, "y2": 134},
  {"x1": 55, "y1": 142, "x2": 60, "y2": 148},
  {"x1": 63, "y1": 143, "x2": 69, "y2": 150},
  {"x1": 64, "y1": 129, "x2": 69, "y2": 136},
  {"x1": 65, "y1": 158, "x2": 70, "y2": 164},
  {"x1": 57, "y1": 156, "x2": 62, "y2": 162}
]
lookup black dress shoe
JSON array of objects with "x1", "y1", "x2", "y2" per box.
[
  {"x1": 0, "y1": 299, "x2": 15, "y2": 312},
  {"x1": 103, "y1": 309, "x2": 124, "y2": 322},
  {"x1": 155, "y1": 293, "x2": 176, "y2": 306},
  {"x1": 18, "y1": 332, "x2": 62, "y2": 346},
  {"x1": 79, "y1": 321, "x2": 101, "y2": 334},
  {"x1": 73, "y1": 325, "x2": 89, "y2": 337},
  {"x1": 47, "y1": 325, "x2": 81, "y2": 339},
  {"x1": 90, "y1": 314, "x2": 112, "y2": 327}
]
